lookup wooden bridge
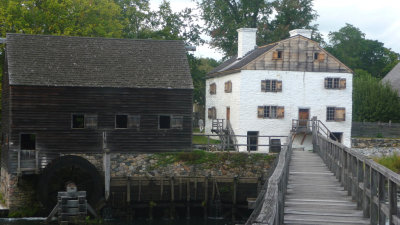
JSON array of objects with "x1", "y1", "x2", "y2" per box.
[{"x1": 245, "y1": 117, "x2": 400, "y2": 225}]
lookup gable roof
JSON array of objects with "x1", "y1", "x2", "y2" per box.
[
  {"x1": 5, "y1": 33, "x2": 193, "y2": 89},
  {"x1": 382, "y1": 62, "x2": 400, "y2": 96},
  {"x1": 209, "y1": 43, "x2": 278, "y2": 75},
  {"x1": 208, "y1": 35, "x2": 352, "y2": 78}
]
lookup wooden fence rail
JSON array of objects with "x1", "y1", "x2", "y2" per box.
[
  {"x1": 312, "y1": 119, "x2": 400, "y2": 225},
  {"x1": 244, "y1": 136, "x2": 293, "y2": 225}
]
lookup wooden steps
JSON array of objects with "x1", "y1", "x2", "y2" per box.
[{"x1": 284, "y1": 149, "x2": 370, "y2": 225}]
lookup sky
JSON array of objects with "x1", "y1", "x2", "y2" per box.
[{"x1": 149, "y1": 0, "x2": 400, "y2": 61}]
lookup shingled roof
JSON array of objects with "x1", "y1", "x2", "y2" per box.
[
  {"x1": 5, "y1": 33, "x2": 193, "y2": 89},
  {"x1": 382, "y1": 62, "x2": 400, "y2": 96},
  {"x1": 208, "y1": 43, "x2": 278, "y2": 77}
]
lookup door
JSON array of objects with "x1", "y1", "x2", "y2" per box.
[
  {"x1": 298, "y1": 109, "x2": 310, "y2": 127},
  {"x1": 247, "y1": 131, "x2": 259, "y2": 151},
  {"x1": 226, "y1": 107, "x2": 230, "y2": 121}
]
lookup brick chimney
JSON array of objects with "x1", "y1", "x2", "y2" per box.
[
  {"x1": 289, "y1": 29, "x2": 312, "y2": 39},
  {"x1": 237, "y1": 28, "x2": 257, "y2": 58}
]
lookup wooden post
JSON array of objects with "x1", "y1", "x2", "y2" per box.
[
  {"x1": 160, "y1": 178, "x2": 164, "y2": 201},
  {"x1": 179, "y1": 177, "x2": 183, "y2": 201},
  {"x1": 357, "y1": 159, "x2": 363, "y2": 209},
  {"x1": 204, "y1": 176, "x2": 208, "y2": 219},
  {"x1": 186, "y1": 178, "x2": 190, "y2": 219},
  {"x1": 170, "y1": 176, "x2": 175, "y2": 219},
  {"x1": 127, "y1": 178, "x2": 131, "y2": 204},
  {"x1": 389, "y1": 181, "x2": 397, "y2": 225},
  {"x1": 370, "y1": 170, "x2": 378, "y2": 224},
  {"x1": 378, "y1": 173, "x2": 385, "y2": 225},
  {"x1": 363, "y1": 165, "x2": 370, "y2": 218},
  {"x1": 232, "y1": 177, "x2": 237, "y2": 221},
  {"x1": 138, "y1": 179, "x2": 142, "y2": 202},
  {"x1": 194, "y1": 178, "x2": 197, "y2": 200},
  {"x1": 103, "y1": 151, "x2": 111, "y2": 201}
]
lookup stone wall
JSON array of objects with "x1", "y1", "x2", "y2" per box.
[
  {"x1": 0, "y1": 152, "x2": 274, "y2": 213},
  {"x1": 0, "y1": 169, "x2": 37, "y2": 212},
  {"x1": 351, "y1": 138, "x2": 400, "y2": 148}
]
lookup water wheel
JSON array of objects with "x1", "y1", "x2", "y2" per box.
[{"x1": 37, "y1": 155, "x2": 103, "y2": 210}]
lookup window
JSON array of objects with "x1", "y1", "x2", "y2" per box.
[
  {"x1": 210, "y1": 83, "x2": 216, "y2": 95},
  {"x1": 327, "y1": 107, "x2": 346, "y2": 121},
  {"x1": 224, "y1": 81, "x2": 232, "y2": 93},
  {"x1": 171, "y1": 116, "x2": 183, "y2": 129},
  {"x1": 314, "y1": 52, "x2": 325, "y2": 61},
  {"x1": 21, "y1": 134, "x2": 36, "y2": 150},
  {"x1": 159, "y1": 115, "x2": 171, "y2": 129},
  {"x1": 208, "y1": 107, "x2": 217, "y2": 119},
  {"x1": 257, "y1": 106, "x2": 284, "y2": 119},
  {"x1": 330, "y1": 132, "x2": 343, "y2": 143},
  {"x1": 325, "y1": 78, "x2": 346, "y2": 89},
  {"x1": 116, "y1": 114, "x2": 128, "y2": 128},
  {"x1": 261, "y1": 80, "x2": 282, "y2": 92},
  {"x1": 273, "y1": 51, "x2": 283, "y2": 59},
  {"x1": 72, "y1": 114, "x2": 85, "y2": 128}
]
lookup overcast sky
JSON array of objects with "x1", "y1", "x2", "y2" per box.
[{"x1": 150, "y1": 0, "x2": 400, "y2": 60}]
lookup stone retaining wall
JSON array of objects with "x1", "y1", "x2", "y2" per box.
[
  {"x1": 351, "y1": 138, "x2": 400, "y2": 148},
  {"x1": 1, "y1": 152, "x2": 274, "y2": 213}
]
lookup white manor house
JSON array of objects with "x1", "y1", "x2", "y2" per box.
[{"x1": 205, "y1": 28, "x2": 353, "y2": 152}]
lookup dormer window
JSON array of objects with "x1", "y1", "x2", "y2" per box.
[
  {"x1": 273, "y1": 51, "x2": 283, "y2": 60},
  {"x1": 314, "y1": 52, "x2": 325, "y2": 62}
]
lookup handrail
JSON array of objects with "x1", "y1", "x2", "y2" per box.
[
  {"x1": 245, "y1": 135, "x2": 293, "y2": 225},
  {"x1": 312, "y1": 118, "x2": 400, "y2": 225}
]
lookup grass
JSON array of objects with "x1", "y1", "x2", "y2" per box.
[
  {"x1": 192, "y1": 135, "x2": 220, "y2": 145},
  {"x1": 374, "y1": 153, "x2": 400, "y2": 173},
  {"x1": 150, "y1": 150, "x2": 276, "y2": 169}
]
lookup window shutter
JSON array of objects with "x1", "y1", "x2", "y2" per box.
[
  {"x1": 229, "y1": 81, "x2": 232, "y2": 92},
  {"x1": 212, "y1": 107, "x2": 217, "y2": 119},
  {"x1": 128, "y1": 115, "x2": 140, "y2": 129},
  {"x1": 318, "y1": 53, "x2": 325, "y2": 61},
  {"x1": 208, "y1": 108, "x2": 212, "y2": 119},
  {"x1": 85, "y1": 114, "x2": 97, "y2": 129},
  {"x1": 339, "y1": 78, "x2": 346, "y2": 89},
  {"x1": 277, "y1": 107, "x2": 285, "y2": 118},
  {"x1": 261, "y1": 80, "x2": 267, "y2": 92},
  {"x1": 276, "y1": 80, "x2": 282, "y2": 92},
  {"x1": 257, "y1": 106, "x2": 264, "y2": 118},
  {"x1": 210, "y1": 83, "x2": 216, "y2": 94},
  {"x1": 324, "y1": 78, "x2": 328, "y2": 88},
  {"x1": 334, "y1": 108, "x2": 346, "y2": 121},
  {"x1": 272, "y1": 51, "x2": 278, "y2": 59}
]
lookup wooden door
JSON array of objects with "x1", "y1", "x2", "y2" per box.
[
  {"x1": 226, "y1": 107, "x2": 230, "y2": 121},
  {"x1": 298, "y1": 109, "x2": 309, "y2": 126}
]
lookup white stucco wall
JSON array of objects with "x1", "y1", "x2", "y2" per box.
[
  {"x1": 205, "y1": 72, "x2": 241, "y2": 137},
  {"x1": 237, "y1": 70, "x2": 353, "y2": 150},
  {"x1": 206, "y1": 70, "x2": 353, "y2": 152}
]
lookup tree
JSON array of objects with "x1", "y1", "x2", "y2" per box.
[
  {"x1": 353, "y1": 70, "x2": 400, "y2": 122},
  {"x1": 197, "y1": 0, "x2": 319, "y2": 57},
  {"x1": 1, "y1": 0, "x2": 124, "y2": 38},
  {"x1": 325, "y1": 24, "x2": 399, "y2": 78},
  {"x1": 188, "y1": 55, "x2": 219, "y2": 106}
]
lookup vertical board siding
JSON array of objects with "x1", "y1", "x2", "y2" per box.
[
  {"x1": 6, "y1": 86, "x2": 193, "y2": 173},
  {"x1": 1, "y1": 56, "x2": 11, "y2": 172}
]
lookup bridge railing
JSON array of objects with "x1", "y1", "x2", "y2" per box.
[
  {"x1": 245, "y1": 135, "x2": 293, "y2": 225},
  {"x1": 312, "y1": 118, "x2": 400, "y2": 225}
]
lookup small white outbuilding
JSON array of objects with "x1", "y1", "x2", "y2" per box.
[{"x1": 205, "y1": 28, "x2": 353, "y2": 151}]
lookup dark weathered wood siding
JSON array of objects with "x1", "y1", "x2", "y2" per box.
[
  {"x1": 1, "y1": 54, "x2": 11, "y2": 172},
  {"x1": 6, "y1": 86, "x2": 192, "y2": 173}
]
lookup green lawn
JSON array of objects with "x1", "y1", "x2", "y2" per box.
[
  {"x1": 192, "y1": 135, "x2": 220, "y2": 145},
  {"x1": 374, "y1": 154, "x2": 400, "y2": 173}
]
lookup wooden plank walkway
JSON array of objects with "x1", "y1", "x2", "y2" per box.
[{"x1": 284, "y1": 149, "x2": 370, "y2": 225}]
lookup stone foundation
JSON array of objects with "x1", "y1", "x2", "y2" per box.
[
  {"x1": 351, "y1": 138, "x2": 400, "y2": 148},
  {"x1": 0, "y1": 169, "x2": 38, "y2": 212},
  {"x1": 1, "y1": 152, "x2": 274, "y2": 213}
]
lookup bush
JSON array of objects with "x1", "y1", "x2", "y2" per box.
[{"x1": 374, "y1": 153, "x2": 400, "y2": 173}]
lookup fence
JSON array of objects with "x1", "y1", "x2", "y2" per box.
[
  {"x1": 314, "y1": 124, "x2": 400, "y2": 225},
  {"x1": 192, "y1": 134, "x2": 288, "y2": 152},
  {"x1": 352, "y1": 121, "x2": 400, "y2": 138},
  {"x1": 244, "y1": 136, "x2": 293, "y2": 225}
]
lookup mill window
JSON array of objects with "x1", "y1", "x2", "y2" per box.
[
  {"x1": 116, "y1": 114, "x2": 128, "y2": 129},
  {"x1": 261, "y1": 80, "x2": 282, "y2": 92},
  {"x1": 20, "y1": 134, "x2": 36, "y2": 150},
  {"x1": 159, "y1": 115, "x2": 171, "y2": 129},
  {"x1": 72, "y1": 114, "x2": 85, "y2": 129},
  {"x1": 327, "y1": 107, "x2": 346, "y2": 122},
  {"x1": 257, "y1": 106, "x2": 284, "y2": 119},
  {"x1": 325, "y1": 78, "x2": 346, "y2": 89}
]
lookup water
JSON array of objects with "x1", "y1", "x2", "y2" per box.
[{"x1": 0, "y1": 217, "x2": 242, "y2": 225}]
